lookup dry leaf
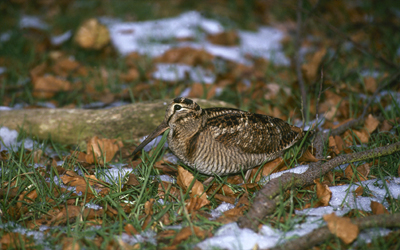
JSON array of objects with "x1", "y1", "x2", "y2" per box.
[
  {"x1": 33, "y1": 149, "x2": 43, "y2": 163},
  {"x1": 0, "y1": 232, "x2": 34, "y2": 249},
  {"x1": 62, "y1": 237, "x2": 80, "y2": 250},
  {"x1": 364, "y1": 114, "x2": 379, "y2": 133},
  {"x1": 85, "y1": 136, "x2": 123, "y2": 164},
  {"x1": 352, "y1": 130, "x2": 370, "y2": 144},
  {"x1": 380, "y1": 120, "x2": 393, "y2": 132},
  {"x1": 354, "y1": 186, "x2": 364, "y2": 197},
  {"x1": 364, "y1": 76, "x2": 377, "y2": 93},
  {"x1": 154, "y1": 163, "x2": 177, "y2": 175},
  {"x1": 172, "y1": 226, "x2": 206, "y2": 245},
  {"x1": 370, "y1": 201, "x2": 389, "y2": 215},
  {"x1": 61, "y1": 170, "x2": 109, "y2": 196},
  {"x1": 30, "y1": 62, "x2": 47, "y2": 79},
  {"x1": 323, "y1": 213, "x2": 359, "y2": 244},
  {"x1": 334, "y1": 135, "x2": 345, "y2": 152},
  {"x1": 223, "y1": 206, "x2": 246, "y2": 217},
  {"x1": 161, "y1": 212, "x2": 171, "y2": 226},
  {"x1": 186, "y1": 196, "x2": 210, "y2": 213},
  {"x1": 298, "y1": 149, "x2": 319, "y2": 163},
  {"x1": 32, "y1": 75, "x2": 71, "y2": 98},
  {"x1": 207, "y1": 30, "x2": 239, "y2": 46},
  {"x1": 188, "y1": 83, "x2": 217, "y2": 99},
  {"x1": 357, "y1": 163, "x2": 370, "y2": 180},
  {"x1": 214, "y1": 194, "x2": 236, "y2": 204},
  {"x1": 53, "y1": 57, "x2": 87, "y2": 77},
  {"x1": 142, "y1": 199, "x2": 155, "y2": 230},
  {"x1": 314, "y1": 179, "x2": 332, "y2": 207},
  {"x1": 249, "y1": 157, "x2": 285, "y2": 182},
  {"x1": 218, "y1": 184, "x2": 236, "y2": 197},
  {"x1": 329, "y1": 136, "x2": 340, "y2": 155},
  {"x1": 74, "y1": 18, "x2": 110, "y2": 50},
  {"x1": 155, "y1": 47, "x2": 214, "y2": 66},
  {"x1": 158, "y1": 181, "x2": 181, "y2": 201},
  {"x1": 320, "y1": 91, "x2": 345, "y2": 120},
  {"x1": 49, "y1": 205, "x2": 104, "y2": 226},
  {"x1": 126, "y1": 174, "x2": 140, "y2": 186},
  {"x1": 176, "y1": 166, "x2": 208, "y2": 201},
  {"x1": 344, "y1": 165, "x2": 355, "y2": 180},
  {"x1": 302, "y1": 48, "x2": 326, "y2": 81},
  {"x1": 120, "y1": 68, "x2": 140, "y2": 82}
]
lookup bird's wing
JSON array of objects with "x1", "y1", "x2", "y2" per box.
[{"x1": 205, "y1": 108, "x2": 303, "y2": 154}]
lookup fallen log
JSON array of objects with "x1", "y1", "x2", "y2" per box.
[{"x1": 0, "y1": 99, "x2": 235, "y2": 147}]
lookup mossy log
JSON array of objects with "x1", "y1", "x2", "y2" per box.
[{"x1": 0, "y1": 99, "x2": 235, "y2": 147}]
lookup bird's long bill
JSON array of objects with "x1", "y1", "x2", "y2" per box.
[{"x1": 130, "y1": 122, "x2": 169, "y2": 159}]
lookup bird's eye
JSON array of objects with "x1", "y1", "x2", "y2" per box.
[{"x1": 174, "y1": 105, "x2": 182, "y2": 111}]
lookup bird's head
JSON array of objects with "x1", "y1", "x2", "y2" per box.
[{"x1": 130, "y1": 97, "x2": 204, "y2": 158}]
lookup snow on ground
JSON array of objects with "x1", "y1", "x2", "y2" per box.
[
  {"x1": 107, "y1": 11, "x2": 289, "y2": 84},
  {"x1": 152, "y1": 63, "x2": 216, "y2": 84}
]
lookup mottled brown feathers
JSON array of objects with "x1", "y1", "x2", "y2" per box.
[
  {"x1": 132, "y1": 97, "x2": 308, "y2": 176},
  {"x1": 206, "y1": 109, "x2": 302, "y2": 154}
]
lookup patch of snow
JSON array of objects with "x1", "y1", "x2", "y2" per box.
[
  {"x1": 355, "y1": 228, "x2": 392, "y2": 245},
  {"x1": 51, "y1": 30, "x2": 72, "y2": 46},
  {"x1": 108, "y1": 11, "x2": 289, "y2": 66},
  {"x1": 20, "y1": 15, "x2": 49, "y2": 30},
  {"x1": 117, "y1": 230, "x2": 157, "y2": 246},
  {"x1": 105, "y1": 101, "x2": 131, "y2": 108},
  {"x1": 0, "y1": 31, "x2": 11, "y2": 42},
  {"x1": 0, "y1": 67, "x2": 6, "y2": 75},
  {"x1": 85, "y1": 203, "x2": 103, "y2": 210},
  {"x1": 0, "y1": 127, "x2": 34, "y2": 152},
  {"x1": 153, "y1": 63, "x2": 215, "y2": 83},
  {"x1": 36, "y1": 102, "x2": 57, "y2": 109},
  {"x1": 0, "y1": 106, "x2": 12, "y2": 111},
  {"x1": 198, "y1": 222, "x2": 280, "y2": 250},
  {"x1": 140, "y1": 134, "x2": 168, "y2": 152},
  {"x1": 163, "y1": 152, "x2": 179, "y2": 164},
  {"x1": 82, "y1": 102, "x2": 106, "y2": 109},
  {"x1": 239, "y1": 27, "x2": 289, "y2": 65},
  {"x1": 260, "y1": 164, "x2": 309, "y2": 185},
  {"x1": 296, "y1": 206, "x2": 351, "y2": 217},
  {"x1": 109, "y1": 163, "x2": 128, "y2": 169},
  {"x1": 179, "y1": 87, "x2": 191, "y2": 97},
  {"x1": 210, "y1": 202, "x2": 235, "y2": 219},
  {"x1": 360, "y1": 69, "x2": 382, "y2": 78},
  {"x1": 157, "y1": 174, "x2": 176, "y2": 183},
  {"x1": 98, "y1": 167, "x2": 132, "y2": 185},
  {"x1": 329, "y1": 177, "x2": 400, "y2": 211}
]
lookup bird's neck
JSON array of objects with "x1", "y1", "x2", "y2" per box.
[{"x1": 169, "y1": 113, "x2": 207, "y2": 139}]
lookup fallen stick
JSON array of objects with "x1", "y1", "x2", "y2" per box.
[
  {"x1": 269, "y1": 213, "x2": 400, "y2": 250},
  {"x1": 237, "y1": 140, "x2": 400, "y2": 231}
]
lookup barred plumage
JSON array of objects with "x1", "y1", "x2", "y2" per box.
[{"x1": 131, "y1": 97, "x2": 307, "y2": 176}]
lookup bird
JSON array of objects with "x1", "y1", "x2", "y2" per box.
[{"x1": 131, "y1": 97, "x2": 310, "y2": 180}]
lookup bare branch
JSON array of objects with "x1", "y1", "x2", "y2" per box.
[
  {"x1": 237, "y1": 141, "x2": 400, "y2": 231},
  {"x1": 269, "y1": 213, "x2": 400, "y2": 250}
]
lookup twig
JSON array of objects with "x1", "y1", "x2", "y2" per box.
[
  {"x1": 237, "y1": 141, "x2": 400, "y2": 231},
  {"x1": 315, "y1": 68, "x2": 324, "y2": 127},
  {"x1": 295, "y1": 0, "x2": 307, "y2": 129},
  {"x1": 269, "y1": 213, "x2": 400, "y2": 250}
]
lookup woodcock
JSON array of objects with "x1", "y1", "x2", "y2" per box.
[{"x1": 131, "y1": 97, "x2": 308, "y2": 176}]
